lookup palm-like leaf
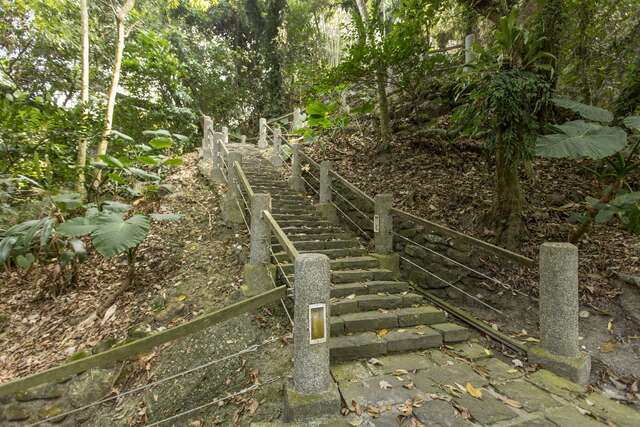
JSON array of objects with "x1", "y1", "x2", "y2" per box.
[{"x1": 536, "y1": 121, "x2": 627, "y2": 159}]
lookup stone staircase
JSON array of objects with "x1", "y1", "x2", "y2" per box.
[{"x1": 236, "y1": 146, "x2": 472, "y2": 362}]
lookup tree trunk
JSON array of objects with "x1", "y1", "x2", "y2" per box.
[
  {"x1": 375, "y1": 65, "x2": 392, "y2": 151},
  {"x1": 95, "y1": 0, "x2": 135, "y2": 160},
  {"x1": 76, "y1": 0, "x2": 90, "y2": 194},
  {"x1": 494, "y1": 141, "x2": 525, "y2": 249}
]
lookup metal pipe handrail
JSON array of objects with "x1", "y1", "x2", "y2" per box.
[
  {"x1": 234, "y1": 161, "x2": 254, "y2": 199},
  {"x1": 263, "y1": 210, "x2": 299, "y2": 263}
]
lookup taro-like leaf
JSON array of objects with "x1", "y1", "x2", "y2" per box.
[
  {"x1": 16, "y1": 253, "x2": 35, "y2": 269},
  {"x1": 40, "y1": 217, "x2": 55, "y2": 248},
  {"x1": 110, "y1": 130, "x2": 134, "y2": 142},
  {"x1": 98, "y1": 155, "x2": 125, "y2": 169},
  {"x1": 623, "y1": 116, "x2": 640, "y2": 132},
  {"x1": 69, "y1": 239, "x2": 87, "y2": 261},
  {"x1": 143, "y1": 129, "x2": 172, "y2": 138},
  {"x1": 52, "y1": 192, "x2": 83, "y2": 210},
  {"x1": 172, "y1": 133, "x2": 189, "y2": 142},
  {"x1": 610, "y1": 192, "x2": 640, "y2": 207},
  {"x1": 162, "y1": 157, "x2": 183, "y2": 167},
  {"x1": 57, "y1": 217, "x2": 97, "y2": 237},
  {"x1": 107, "y1": 173, "x2": 128, "y2": 185},
  {"x1": 0, "y1": 236, "x2": 18, "y2": 263},
  {"x1": 127, "y1": 167, "x2": 160, "y2": 181},
  {"x1": 148, "y1": 137, "x2": 173, "y2": 149},
  {"x1": 552, "y1": 98, "x2": 613, "y2": 123},
  {"x1": 91, "y1": 214, "x2": 150, "y2": 258},
  {"x1": 535, "y1": 121, "x2": 627, "y2": 159},
  {"x1": 136, "y1": 155, "x2": 160, "y2": 166},
  {"x1": 101, "y1": 200, "x2": 132, "y2": 213}
]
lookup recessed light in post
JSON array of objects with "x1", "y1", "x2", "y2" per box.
[{"x1": 309, "y1": 303, "x2": 327, "y2": 344}]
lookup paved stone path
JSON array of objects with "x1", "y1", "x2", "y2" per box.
[{"x1": 233, "y1": 144, "x2": 639, "y2": 426}]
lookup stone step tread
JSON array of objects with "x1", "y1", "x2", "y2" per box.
[
  {"x1": 329, "y1": 326, "x2": 445, "y2": 361},
  {"x1": 273, "y1": 239, "x2": 362, "y2": 251},
  {"x1": 279, "y1": 256, "x2": 380, "y2": 273},
  {"x1": 280, "y1": 226, "x2": 343, "y2": 234},
  {"x1": 330, "y1": 293, "x2": 424, "y2": 316},
  {"x1": 278, "y1": 233, "x2": 353, "y2": 242},
  {"x1": 273, "y1": 248, "x2": 367, "y2": 261},
  {"x1": 331, "y1": 268, "x2": 396, "y2": 283},
  {"x1": 330, "y1": 281, "x2": 412, "y2": 297},
  {"x1": 331, "y1": 306, "x2": 450, "y2": 335}
]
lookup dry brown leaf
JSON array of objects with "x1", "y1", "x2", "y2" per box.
[
  {"x1": 403, "y1": 382, "x2": 416, "y2": 390},
  {"x1": 466, "y1": 383, "x2": 483, "y2": 399},
  {"x1": 379, "y1": 380, "x2": 393, "y2": 390},
  {"x1": 600, "y1": 341, "x2": 617, "y2": 353},
  {"x1": 377, "y1": 329, "x2": 389, "y2": 337}
]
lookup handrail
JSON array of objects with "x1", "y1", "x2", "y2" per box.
[
  {"x1": 267, "y1": 111, "x2": 294, "y2": 124},
  {"x1": 0, "y1": 285, "x2": 287, "y2": 397},
  {"x1": 234, "y1": 161, "x2": 254, "y2": 199},
  {"x1": 263, "y1": 210, "x2": 299, "y2": 262},
  {"x1": 392, "y1": 208, "x2": 534, "y2": 266},
  {"x1": 329, "y1": 169, "x2": 375, "y2": 206}
]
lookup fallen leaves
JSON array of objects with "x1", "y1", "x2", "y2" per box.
[
  {"x1": 466, "y1": 383, "x2": 483, "y2": 399},
  {"x1": 379, "y1": 380, "x2": 393, "y2": 390},
  {"x1": 600, "y1": 341, "x2": 617, "y2": 353}
]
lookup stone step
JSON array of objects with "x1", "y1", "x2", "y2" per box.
[
  {"x1": 272, "y1": 213, "x2": 318, "y2": 220},
  {"x1": 275, "y1": 233, "x2": 352, "y2": 243},
  {"x1": 280, "y1": 226, "x2": 342, "y2": 235},
  {"x1": 330, "y1": 281, "x2": 412, "y2": 298},
  {"x1": 272, "y1": 247, "x2": 367, "y2": 262},
  {"x1": 331, "y1": 269, "x2": 396, "y2": 284},
  {"x1": 332, "y1": 306, "x2": 448, "y2": 335},
  {"x1": 330, "y1": 293, "x2": 423, "y2": 316},
  {"x1": 279, "y1": 256, "x2": 380, "y2": 275},
  {"x1": 276, "y1": 219, "x2": 334, "y2": 228},
  {"x1": 272, "y1": 207, "x2": 315, "y2": 214},
  {"x1": 329, "y1": 325, "x2": 445, "y2": 361},
  {"x1": 273, "y1": 239, "x2": 361, "y2": 251}
]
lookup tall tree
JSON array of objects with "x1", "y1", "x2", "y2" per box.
[
  {"x1": 76, "y1": 0, "x2": 90, "y2": 194},
  {"x1": 95, "y1": 0, "x2": 136, "y2": 160}
]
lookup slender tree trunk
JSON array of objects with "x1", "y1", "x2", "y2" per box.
[
  {"x1": 375, "y1": 65, "x2": 392, "y2": 151},
  {"x1": 494, "y1": 139, "x2": 525, "y2": 249},
  {"x1": 76, "y1": 0, "x2": 90, "y2": 194},
  {"x1": 95, "y1": 0, "x2": 135, "y2": 160}
]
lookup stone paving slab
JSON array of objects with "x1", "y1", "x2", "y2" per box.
[{"x1": 324, "y1": 339, "x2": 639, "y2": 426}]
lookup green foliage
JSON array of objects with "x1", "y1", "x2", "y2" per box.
[
  {"x1": 90, "y1": 214, "x2": 150, "y2": 258},
  {"x1": 552, "y1": 97, "x2": 613, "y2": 123},
  {"x1": 535, "y1": 121, "x2": 627, "y2": 159}
]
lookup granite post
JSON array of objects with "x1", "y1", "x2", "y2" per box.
[
  {"x1": 240, "y1": 134, "x2": 247, "y2": 144},
  {"x1": 528, "y1": 242, "x2": 591, "y2": 384},
  {"x1": 270, "y1": 127, "x2": 283, "y2": 167},
  {"x1": 210, "y1": 131, "x2": 224, "y2": 183},
  {"x1": 288, "y1": 143, "x2": 305, "y2": 193},
  {"x1": 315, "y1": 161, "x2": 338, "y2": 224},
  {"x1": 293, "y1": 107, "x2": 305, "y2": 131},
  {"x1": 373, "y1": 193, "x2": 399, "y2": 277},
  {"x1": 241, "y1": 193, "x2": 275, "y2": 296},
  {"x1": 222, "y1": 152, "x2": 244, "y2": 226},
  {"x1": 222, "y1": 126, "x2": 229, "y2": 144},
  {"x1": 258, "y1": 118, "x2": 268, "y2": 149},
  {"x1": 464, "y1": 33, "x2": 475, "y2": 72},
  {"x1": 284, "y1": 254, "x2": 340, "y2": 421},
  {"x1": 200, "y1": 115, "x2": 212, "y2": 159}
]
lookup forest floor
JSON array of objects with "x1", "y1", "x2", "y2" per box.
[
  {"x1": 307, "y1": 130, "x2": 640, "y2": 402},
  {"x1": 0, "y1": 154, "x2": 292, "y2": 426}
]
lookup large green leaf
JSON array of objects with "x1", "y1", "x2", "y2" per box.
[
  {"x1": 148, "y1": 137, "x2": 173, "y2": 149},
  {"x1": 52, "y1": 192, "x2": 83, "y2": 210},
  {"x1": 535, "y1": 121, "x2": 627, "y2": 159},
  {"x1": 91, "y1": 214, "x2": 150, "y2": 258},
  {"x1": 57, "y1": 217, "x2": 97, "y2": 237},
  {"x1": 0, "y1": 236, "x2": 18, "y2": 264},
  {"x1": 101, "y1": 200, "x2": 132, "y2": 213},
  {"x1": 110, "y1": 130, "x2": 134, "y2": 142},
  {"x1": 623, "y1": 116, "x2": 640, "y2": 132},
  {"x1": 127, "y1": 167, "x2": 160, "y2": 181},
  {"x1": 143, "y1": 129, "x2": 172, "y2": 138},
  {"x1": 552, "y1": 98, "x2": 613, "y2": 123}
]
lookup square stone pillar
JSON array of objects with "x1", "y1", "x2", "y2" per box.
[
  {"x1": 241, "y1": 193, "x2": 275, "y2": 296},
  {"x1": 315, "y1": 161, "x2": 337, "y2": 224},
  {"x1": 528, "y1": 242, "x2": 591, "y2": 384},
  {"x1": 240, "y1": 134, "x2": 246, "y2": 144},
  {"x1": 284, "y1": 254, "x2": 340, "y2": 421},
  {"x1": 373, "y1": 193, "x2": 399, "y2": 277},
  {"x1": 293, "y1": 107, "x2": 306, "y2": 131},
  {"x1": 464, "y1": 33, "x2": 475, "y2": 72},
  {"x1": 210, "y1": 132, "x2": 225, "y2": 183},
  {"x1": 222, "y1": 126, "x2": 229, "y2": 144},
  {"x1": 258, "y1": 118, "x2": 268, "y2": 149},
  {"x1": 288, "y1": 143, "x2": 305, "y2": 193},
  {"x1": 201, "y1": 115, "x2": 212, "y2": 159},
  {"x1": 222, "y1": 152, "x2": 244, "y2": 227},
  {"x1": 270, "y1": 127, "x2": 283, "y2": 167}
]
